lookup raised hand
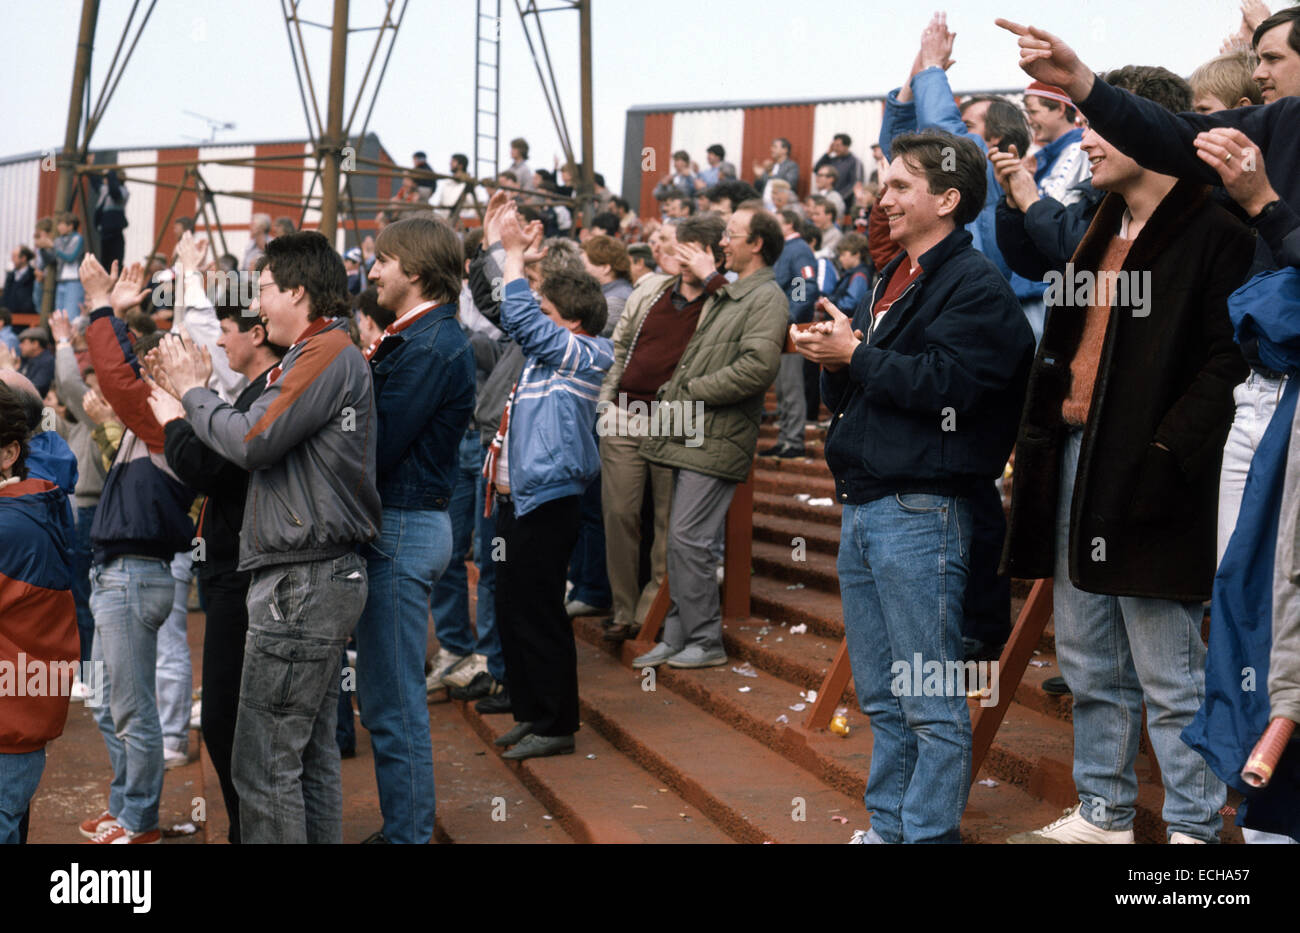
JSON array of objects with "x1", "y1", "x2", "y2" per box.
[
  {"x1": 522, "y1": 220, "x2": 547, "y2": 264},
  {"x1": 675, "y1": 240, "x2": 718, "y2": 283},
  {"x1": 919, "y1": 11, "x2": 957, "y2": 71},
  {"x1": 175, "y1": 231, "x2": 209, "y2": 276},
  {"x1": 110, "y1": 261, "x2": 152, "y2": 316},
  {"x1": 49, "y1": 309, "x2": 74, "y2": 344},
  {"x1": 483, "y1": 188, "x2": 511, "y2": 247},
  {"x1": 145, "y1": 379, "x2": 187, "y2": 426},
  {"x1": 990, "y1": 145, "x2": 1039, "y2": 212},
  {"x1": 995, "y1": 19, "x2": 1094, "y2": 101},
  {"x1": 81, "y1": 386, "x2": 115, "y2": 425},
  {"x1": 153, "y1": 332, "x2": 213, "y2": 397}
]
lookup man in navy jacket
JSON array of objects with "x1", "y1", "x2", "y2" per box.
[
  {"x1": 792, "y1": 130, "x2": 1033, "y2": 843},
  {"x1": 357, "y1": 216, "x2": 475, "y2": 843},
  {"x1": 762, "y1": 210, "x2": 819, "y2": 458}
]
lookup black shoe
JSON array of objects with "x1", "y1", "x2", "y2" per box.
[
  {"x1": 603, "y1": 621, "x2": 640, "y2": 642},
  {"x1": 361, "y1": 830, "x2": 390, "y2": 844},
  {"x1": 450, "y1": 671, "x2": 498, "y2": 701},
  {"x1": 963, "y1": 637, "x2": 1004, "y2": 662},
  {"x1": 501, "y1": 733, "x2": 575, "y2": 760},
  {"x1": 760, "y1": 442, "x2": 805, "y2": 459},
  {"x1": 1042, "y1": 676, "x2": 1072, "y2": 696},
  {"x1": 494, "y1": 720, "x2": 534, "y2": 747},
  {"x1": 339, "y1": 744, "x2": 357, "y2": 759},
  {"x1": 475, "y1": 686, "x2": 512, "y2": 714}
]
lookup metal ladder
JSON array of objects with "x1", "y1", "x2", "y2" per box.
[{"x1": 474, "y1": 0, "x2": 502, "y2": 181}]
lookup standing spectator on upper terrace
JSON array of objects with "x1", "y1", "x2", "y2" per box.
[
  {"x1": 242, "y1": 213, "x2": 271, "y2": 272},
  {"x1": 508, "y1": 138, "x2": 533, "y2": 193},
  {"x1": 412, "y1": 151, "x2": 437, "y2": 201},
  {"x1": 653, "y1": 151, "x2": 697, "y2": 203},
  {"x1": 813, "y1": 134, "x2": 865, "y2": 209},
  {"x1": 695, "y1": 144, "x2": 736, "y2": 190},
  {"x1": 754, "y1": 138, "x2": 800, "y2": 210},
  {"x1": 86, "y1": 153, "x2": 128, "y2": 272}
]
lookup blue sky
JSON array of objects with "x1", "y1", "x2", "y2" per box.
[{"x1": 3, "y1": 0, "x2": 1257, "y2": 190}]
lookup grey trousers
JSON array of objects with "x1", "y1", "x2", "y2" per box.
[
  {"x1": 774, "y1": 352, "x2": 806, "y2": 449},
  {"x1": 662, "y1": 469, "x2": 737, "y2": 654}
]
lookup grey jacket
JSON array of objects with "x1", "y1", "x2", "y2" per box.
[
  {"x1": 181, "y1": 317, "x2": 381, "y2": 571},
  {"x1": 53, "y1": 345, "x2": 106, "y2": 509}
]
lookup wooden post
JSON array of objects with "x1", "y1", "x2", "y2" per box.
[{"x1": 318, "y1": 0, "x2": 349, "y2": 244}]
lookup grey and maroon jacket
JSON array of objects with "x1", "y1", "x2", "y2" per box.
[{"x1": 181, "y1": 316, "x2": 381, "y2": 571}]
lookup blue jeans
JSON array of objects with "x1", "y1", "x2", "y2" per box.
[
  {"x1": 56, "y1": 279, "x2": 84, "y2": 320},
  {"x1": 73, "y1": 505, "x2": 97, "y2": 664},
  {"x1": 1053, "y1": 428, "x2": 1224, "y2": 840},
  {"x1": 838, "y1": 492, "x2": 973, "y2": 843},
  {"x1": 88, "y1": 556, "x2": 174, "y2": 833},
  {"x1": 232, "y1": 553, "x2": 368, "y2": 844},
  {"x1": 567, "y1": 473, "x2": 611, "y2": 608},
  {"x1": 429, "y1": 432, "x2": 504, "y2": 679},
  {"x1": 0, "y1": 749, "x2": 46, "y2": 844},
  {"x1": 357, "y1": 507, "x2": 453, "y2": 844},
  {"x1": 156, "y1": 551, "x2": 193, "y2": 755}
]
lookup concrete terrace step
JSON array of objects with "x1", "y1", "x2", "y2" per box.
[
  {"x1": 456, "y1": 701, "x2": 731, "y2": 844},
  {"x1": 750, "y1": 575, "x2": 847, "y2": 640},
  {"x1": 572, "y1": 620, "x2": 1066, "y2": 843},
  {"x1": 758, "y1": 422, "x2": 828, "y2": 446},
  {"x1": 753, "y1": 469, "x2": 838, "y2": 499},
  {"x1": 751, "y1": 538, "x2": 840, "y2": 593},
  {"x1": 428, "y1": 697, "x2": 574, "y2": 844},
  {"x1": 753, "y1": 509, "x2": 842, "y2": 558},
  {"x1": 570, "y1": 638, "x2": 866, "y2": 843},
  {"x1": 752, "y1": 455, "x2": 835, "y2": 479},
  {"x1": 751, "y1": 489, "x2": 843, "y2": 526}
]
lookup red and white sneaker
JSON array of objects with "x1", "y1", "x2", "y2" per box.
[
  {"x1": 85, "y1": 823, "x2": 161, "y2": 844},
  {"x1": 79, "y1": 810, "x2": 117, "y2": 839}
]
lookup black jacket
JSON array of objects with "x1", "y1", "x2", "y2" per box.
[
  {"x1": 3, "y1": 267, "x2": 36, "y2": 316},
  {"x1": 821, "y1": 227, "x2": 1034, "y2": 504},
  {"x1": 996, "y1": 180, "x2": 1104, "y2": 281},
  {"x1": 1001, "y1": 180, "x2": 1253, "y2": 600},
  {"x1": 162, "y1": 367, "x2": 272, "y2": 578}
]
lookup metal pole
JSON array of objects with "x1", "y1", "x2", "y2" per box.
[
  {"x1": 319, "y1": 0, "x2": 349, "y2": 244},
  {"x1": 46, "y1": 0, "x2": 99, "y2": 319},
  {"x1": 577, "y1": 0, "x2": 595, "y2": 227}
]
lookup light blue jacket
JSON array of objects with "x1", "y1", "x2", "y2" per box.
[
  {"x1": 881, "y1": 68, "x2": 1044, "y2": 302},
  {"x1": 499, "y1": 278, "x2": 614, "y2": 516}
]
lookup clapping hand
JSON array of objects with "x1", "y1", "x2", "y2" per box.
[
  {"x1": 79, "y1": 255, "x2": 151, "y2": 316},
  {"x1": 152, "y1": 332, "x2": 212, "y2": 398},
  {"x1": 789, "y1": 298, "x2": 864, "y2": 372},
  {"x1": 49, "y1": 309, "x2": 74, "y2": 344},
  {"x1": 81, "y1": 387, "x2": 115, "y2": 425},
  {"x1": 145, "y1": 379, "x2": 187, "y2": 427}
]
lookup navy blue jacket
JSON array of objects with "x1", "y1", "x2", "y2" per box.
[
  {"x1": 821, "y1": 228, "x2": 1034, "y2": 504},
  {"x1": 995, "y1": 181, "x2": 1104, "y2": 281},
  {"x1": 773, "y1": 236, "x2": 819, "y2": 324},
  {"x1": 369, "y1": 302, "x2": 475, "y2": 510}
]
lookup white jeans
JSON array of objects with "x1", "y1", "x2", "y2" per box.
[{"x1": 1216, "y1": 371, "x2": 1298, "y2": 844}]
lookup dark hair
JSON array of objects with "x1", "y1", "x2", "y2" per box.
[
  {"x1": 888, "y1": 130, "x2": 987, "y2": 227},
  {"x1": 773, "y1": 137, "x2": 792, "y2": 154},
  {"x1": 611, "y1": 196, "x2": 630, "y2": 212},
  {"x1": 666, "y1": 193, "x2": 695, "y2": 215},
  {"x1": 627, "y1": 243, "x2": 656, "y2": 270},
  {"x1": 779, "y1": 208, "x2": 801, "y2": 228},
  {"x1": 707, "y1": 144, "x2": 725, "y2": 159},
  {"x1": 676, "y1": 212, "x2": 726, "y2": 266},
  {"x1": 672, "y1": 149, "x2": 690, "y2": 163},
  {"x1": 133, "y1": 330, "x2": 166, "y2": 361},
  {"x1": 272, "y1": 217, "x2": 297, "y2": 236},
  {"x1": 582, "y1": 235, "x2": 632, "y2": 281},
  {"x1": 451, "y1": 153, "x2": 469, "y2": 172},
  {"x1": 414, "y1": 151, "x2": 428, "y2": 161},
  {"x1": 540, "y1": 269, "x2": 607, "y2": 336},
  {"x1": 833, "y1": 133, "x2": 852, "y2": 148},
  {"x1": 125, "y1": 309, "x2": 157, "y2": 336},
  {"x1": 498, "y1": 170, "x2": 519, "y2": 185},
  {"x1": 591, "y1": 212, "x2": 620, "y2": 236},
  {"x1": 463, "y1": 227, "x2": 484, "y2": 258},
  {"x1": 56, "y1": 212, "x2": 80, "y2": 231},
  {"x1": 593, "y1": 172, "x2": 606, "y2": 188},
  {"x1": 740, "y1": 208, "x2": 783, "y2": 266},
  {"x1": 1253, "y1": 6, "x2": 1300, "y2": 56},
  {"x1": 17, "y1": 245, "x2": 35, "y2": 263},
  {"x1": 259, "y1": 231, "x2": 351, "y2": 320},
  {"x1": 800, "y1": 220, "x2": 822, "y2": 251},
  {"x1": 810, "y1": 194, "x2": 838, "y2": 222},
  {"x1": 1028, "y1": 95, "x2": 1078, "y2": 123},
  {"x1": 175, "y1": 216, "x2": 195, "y2": 233},
  {"x1": 518, "y1": 205, "x2": 542, "y2": 225},
  {"x1": 0, "y1": 382, "x2": 31, "y2": 480},
  {"x1": 706, "y1": 179, "x2": 760, "y2": 211},
  {"x1": 375, "y1": 215, "x2": 463, "y2": 303},
  {"x1": 837, "y1": 232, "x2": 868, "y2": 262},
  {"x1": 1102, "y1": 64, "x2": 1192, "y2": 115},
  {"x1": 354, "y1": 286, "x2": 396, "y2": 330},
  {"x1": 817, "y1": 164, "x2": 840, "y2": 182},
  {"x1": 215, "y1": 302, "x2": 289, "y2": 357},
  {"x1": 960, "y1": 94, "x2": 1031, "y2": 156},
  {"x1": 510, "y1": 137, "x2": 530, "y2": 159}
]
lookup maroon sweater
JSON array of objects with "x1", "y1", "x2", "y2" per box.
[{"x1": 619, "y1": 273, "x2": 725, "y2": 403}]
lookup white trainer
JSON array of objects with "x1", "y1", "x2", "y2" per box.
[
  {"x1": 1169, "y1": 832, "x2": 1207, "y2": 843},
  {"x1": 1007, "y1": 804, "x2": 1135, "y2": 844},
  {"x1": 441, "y1": 653, "x2": 488, "y2": 689}
]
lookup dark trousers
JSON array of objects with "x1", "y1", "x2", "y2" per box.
[
  {"x1": 73, "y1": 504, "x2": 97, "y2": 663},
  {"x1": 494, "y1": 495, "x2": 582, "y2": 737},
  {"x1": 961, "y1": 480, "x2": 1011, "y2": 648},
  {"x1": 803, "y1": 358, "x2": 822, "y2": 421},
  {"x1": 198, "y1": 570, "x2": 250, "y2": 844},
  {"x1": 98, "y1": 230, "x2": 125, "y2": 272}
]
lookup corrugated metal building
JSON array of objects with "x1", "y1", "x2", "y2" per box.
[
  {"x1": 0, "y1": 133, "x2": 394, "y2": 287},
  {"x1": 622, "y1": 89, "x2": 1023, "y2": 221}
]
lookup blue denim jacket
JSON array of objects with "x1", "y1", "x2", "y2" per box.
[{"x1": 370, "y1": 303, "x2": 476, "y2": 509}]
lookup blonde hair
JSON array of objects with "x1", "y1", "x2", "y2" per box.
[{"x1": 1189, "y1": 50, "x2": 1263, "y2": 108}]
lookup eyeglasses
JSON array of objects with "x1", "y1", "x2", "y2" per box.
[{"x1": 816, "y1": 172, "x2": 834, "y2": 177}]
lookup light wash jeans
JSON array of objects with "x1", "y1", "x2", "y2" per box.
[
  {"x1": 429, "y1": 432, "x2": 503, "y2": 678},
  {"x1": 0, "y1": 749, "x2": 45, "y2": 844},
  {"x1": 838, "y1": 492, "x2": 973, "y2": 843},
  {"x1": 88, "y1": 556, "x2": 175, "y2": 833},
  {"x1": 1215, "y1": 372, "x2": 1298, "y2": 844},
  {"x1": 1055, "y1": 428, "x2": 1224, "y2": 840},
  {"x1": 155, "y1": 551, "x2": 194, "y2": 755},
  {"x1": 357, "y1": 507, "x2": 454, "y2": 844},
  {"x1": 232, "y1": 553, "x2": 367, "y2": 844}
]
